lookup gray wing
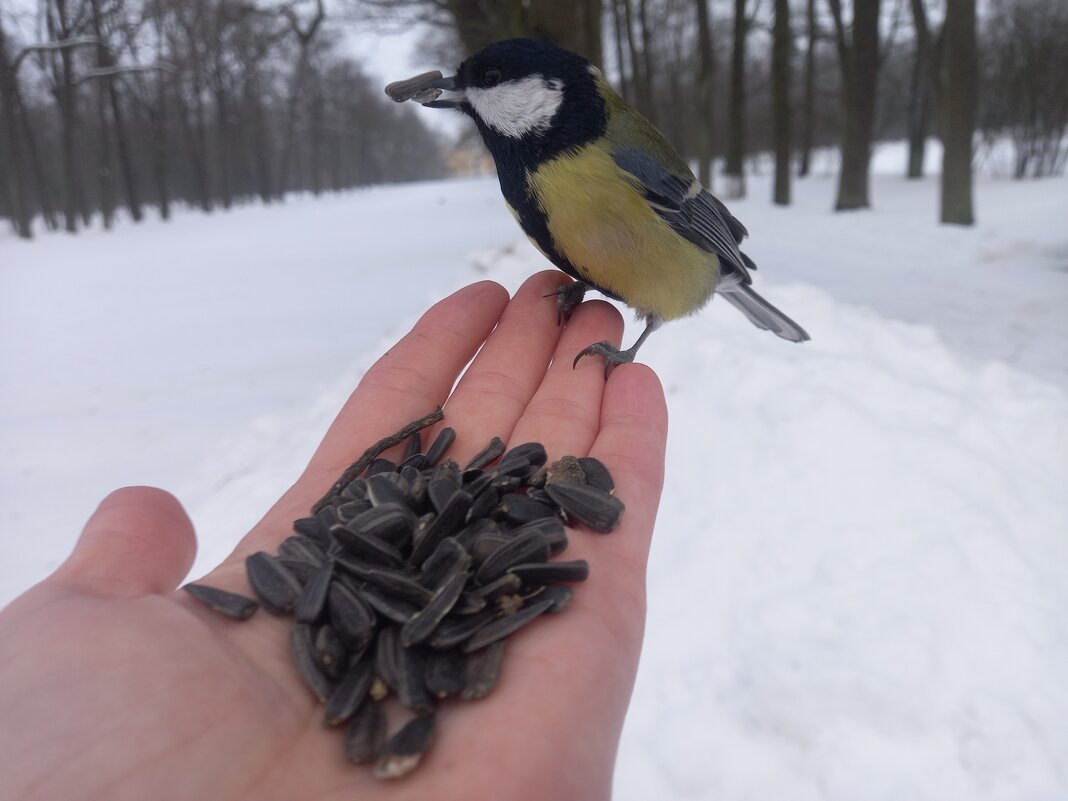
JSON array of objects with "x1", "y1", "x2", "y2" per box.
[{"x1": 612, "y1": 146, "x2": 756, "y2": 282}]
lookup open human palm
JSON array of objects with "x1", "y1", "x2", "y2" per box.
[{"x1": 0, "y1": 272, "x2": 668, "y2": 801}]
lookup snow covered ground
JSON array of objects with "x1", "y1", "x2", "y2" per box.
[{"x1": 2, "y1": 152, "x2": 1067, "y2": 799}]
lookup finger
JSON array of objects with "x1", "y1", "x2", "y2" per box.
[
  {"x1": 304, "y1": 280, "x2": 509, "y2": 484},
  {"x1": 51, "y1": 486, "x2": 197, "y2": 599},
  {"x1": 427, "y1": 271, "x2": 568, "y2": 465},
  {"x1": 506, "y1": 299, "x2": 624, "y2": 458},
  {"x1": 583, "y1": 363, "x2": 668, "y2": 589}
]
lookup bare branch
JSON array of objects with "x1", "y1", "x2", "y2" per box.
[{"x1": 13, "y1": 37, "x2": 100, "y2": 72}]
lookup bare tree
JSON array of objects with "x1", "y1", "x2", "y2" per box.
[
  {"x1": 827, "y1": 0, "x2": 882, "y2": 210},
  {"x1": 906, "y1": 0, "x2": 937, "y2": 178},
  {"x1": 693, "y1": 0, "x2": 715, "y2": 188},
  {"x1": 771, "y1": 0, "x2": 791, "y2": 204},
  {"x1": 940, "y1": 0, "x2": 976, "y2": 223},
  {"x1": 723, "y1": 0, "x2": 749, "y2": 198}
]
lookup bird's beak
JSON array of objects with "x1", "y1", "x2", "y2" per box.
[{"x1": 421, "y1": 74, "x2": 465, "y2": 109}]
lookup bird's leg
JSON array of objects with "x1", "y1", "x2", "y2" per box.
[
  {"x1": 573, "y1": 315, "x2": 663, "y2": 377},
  {"x1": 544, "y1": 280, "x2": 589, "y2": 325}
]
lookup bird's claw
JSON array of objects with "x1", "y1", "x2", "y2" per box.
[
  {"x1": 573, "y1": 340, "x2": 635, "y2": 378},
  {"x1": 544, "y1": 282, "x2": 588, "y2": 325}
]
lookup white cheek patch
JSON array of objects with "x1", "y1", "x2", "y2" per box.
[{"x1": 466, "y1": 75, "x2": 565, "y2": 139}]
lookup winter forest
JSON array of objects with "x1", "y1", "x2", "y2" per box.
[
  {"x1": 2, "y1": 1, "x2": 1067, "y2": 799},
  {"x1": 1, "y1": 0, "x2": 1065, "y2": 239}
]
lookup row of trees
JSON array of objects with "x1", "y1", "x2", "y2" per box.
[
  {"x1": 358, "y1": 0, "x2": 1067, "y2": 226},
  {"x1": 3, "y1": 0, "x2": 1065, "y2": 238},
  {"x1": 0, "y1": 0, "x2": 444, "y2": 239}
]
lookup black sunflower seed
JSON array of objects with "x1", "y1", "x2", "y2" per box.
[
  {"x1": 334, "y1": 524, "x2": 405, "y2": 568},
  {"x1": 278, "y1": 535, "x2": 327, "y2": 565},
  {"x1": 461, "y1": 640, "x2": 506, "y2": 699},
  {"x1": 291, "y1": 623, "x2": 334, "y2": 702},
  {"x1": 502, "y1": 441, "x2": 548, "y2": 468},
  {"x1": 424, "y1": 427, "x2": 455, "y2": 466},
  {"x1": 358, "y1": 585, "x2": 421, "y2": 625},
  {"x1": 374, "y1": 714, "x2": 435, "y2": 780},
  {"x1": 401, "y1": 569, "x2": 468, "y2": 646},
  {"x1": 361, "y1": 567, "x2": 434, "y2": 606},
  {"x1": 346, "y1": 503, "x2": 417, "y2": 548},
  {"x1": 182, "y1": 583, "x2": 259, "y2": 620},
  {"x1": 454, "y1": 518, "x2": 500, "y2": 552},
  {"x1": 367, "y1": 473, "x2": 412, "y2": 509},
  {"x1": 367, "y1": 458, "x2": 396, "y2": 475},
  {"x1": 469, "y1": 534, "x2": 510, "y2": 566},
  {"x1": 276, "y1": 557, "x2": 318, "y2": 583},
  {"x1": 295, "y1": 561, "x2": 334, "y2": 623},
  {"x1": 577, "y1": 456, "x2": 615, "y2": 492},
  {"x1": 463, "y1": 598, "x2": 555, "y2": 653},
  {"x1": 544, "y1": 480, "x2": 625, "y2": 532},
  {"x1": 293, "y1": 516, "x2": 331, "y2": 547},
  {"x1": 425, "y1": 649, "x2": 466, "y2": 698},
  {"x1": 324, "y1": 655, "x2": 375, "y2": 726},
  {"x1": 427, "y1": 479, "x2": 457, "y2": 515},
  {"x1": 342, "y1": 477, "x2": 369, "y2": 502},
  {"x1": 344, "y1": 699, "x2": 386, "y2": 764},
  {"x1": 497, "y1": 493, "x2": 557, "y2": 525},
  {"x1": 327, "y1": 582, "x2": 375, "y2": 652},
  {"x1": 336, "y1": 499, "x2": 372, "y2": 522},
  {"x1": 245, "y1": 552, "x2": 303, "y2": 614},
  {"x1": 471, "y1": 573, "x2": 521, "y2": 601},
  {"x1": 428, "y1": 609, "x2": 496, "y2": 649},
  {"x1": 475, "y1": 530, "x2": 551, "y2": 585},
  {"x1": 507, "y1": 559, "x2": 589, "y2": 584},
  {"x1": 375, "y1": 628, "x2": 432, "y2": 711},
  {"x1": 409, "y1": 490, "x2": 472, "y2": 565},
  {"x1": 315, "y1": 624, "x2": 348, "y2": 679},
  {"x1": 466, "y1": 485, "x2": 499, "y2": 523},
  {"x1": 403, "y1": 431, "x2": 422, "y2": 462},
  {"x1": 510, "y1": 516, "x2": 568, "y2": 553},
  {"x1": 464, "y1": 437, "x2": 505, "y2": 471},
  {"x1": 417, "y1": 537, "x2": 471, "y2": 590}
]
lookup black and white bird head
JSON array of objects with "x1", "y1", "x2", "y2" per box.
[{"x1": 424, "y1": 39, "x2": 606, "y2": 156}]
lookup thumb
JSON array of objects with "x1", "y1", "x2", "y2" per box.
[{"x1": 52, "y1": 486, "x2": 197, "y2": 599}]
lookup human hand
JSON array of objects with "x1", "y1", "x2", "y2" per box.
[{"x1": 0, "y1": 272, "x2": 668, "y2": 801}]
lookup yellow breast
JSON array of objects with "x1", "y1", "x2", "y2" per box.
[{"x1": 527, "y1": 146, "x2": 718, "y2": 321}]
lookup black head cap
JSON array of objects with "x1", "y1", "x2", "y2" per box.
[{"x1": 439, "y1": 39, "x2": 607, "y2": 162}]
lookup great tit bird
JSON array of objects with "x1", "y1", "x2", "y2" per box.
[{"x1": 399, "y1": 38, "x2": 809, "y2": 370}]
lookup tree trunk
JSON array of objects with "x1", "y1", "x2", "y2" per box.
[
  {"x1": 694, "y1": 0, "x2": 715, "y2": 189},
  {"x1": 828, "y1": 0, "x2": 881, "y2": 210},
  {"x1": 724, "y1": 0, "x2": 747, "y2": 198},
  {"x1": 906, "y1": 0, "x2": 933, "y2": 178},
  {"x1": 528, "y1": 0, "x2": 603, "y2": 66},
  {"x1": 611, "y1": 0, "x2": 631, "y2": 102},
  {"x1": 637, "y1": 0, "x2": 657, "y2": 124},
  {"x1": 799, "y1": 0, "x2": 816, "y2": 177},
  {"x1": 0, "y1": 19, "x2": 32, "y2": 238},
  {"x1": 772, "y1": 0, "x2": 792, "y2": 204},
  {"x1": 940, "y1": 0, "x2": 976, "y2": 225},
  {"x1": 621, "y1": 0, "x2": 653, "y2": 120}
]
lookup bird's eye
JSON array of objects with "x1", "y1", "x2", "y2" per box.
[{"x1": 482, "y1": 68, "x2": 501, "y2": 88}]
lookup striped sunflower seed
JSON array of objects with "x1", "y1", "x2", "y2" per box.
[
  {"x1": 245, "y1": 551, "x2": 303, "y2": 614},
  {"x1": 507, "y1": 559, "x2": 589, "y2": 584},
  {"x1": 315, "y1": 624, "x2": 348, "y2": 680},
  {"x1": 424, "y1": 426, "x2": 456, "y2": 466},
  {"x1": 324, "y1": 655, "x2": 375, "y2": 726},
  {"x1": 401, "y1": 569, "x2": 468, "y2": 646},
  {"x1": 326, "y1": 582, "x2": 375, "y2": 652},
  {"x1": 374, "y1": 714, "x2": 435, "y2": 780},
  {"x1": 290, "y1": 623, "x2": 334, "y2": 702},
  {"x1": 464, "y1": 437, "x2": 505, "y2": 471},
  {"x1": 461, "y1": 640, "x2": 506, "y2": 700},
  {"x1": 182, "y1": 583, "x2": 259, "y2": 620},
  {"x1": 295, "y1": 560, "x2": 334, "y2": 623},
  {"x1": 344, "y1": 699, "x2": 386, "y2": 764},
  {"x1": 475, "y1": 530, "x2": 551, "y2": 585},
  {"x1": 577, "y1": 456, "x2": 615, "y2": 492},
  {"x1": 425, "y1": 649, "x2": 466, "y2": 698},
  {"x1": 463, "y1": 597, "x2": 555, "y2": 653},
  {"x1": 544, "y1": 480, "x2": 625, "y2": 533}
]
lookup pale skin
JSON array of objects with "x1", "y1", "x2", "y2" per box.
[{"x1": 0, "y1": 272, "x2": 668, "y2": 801}]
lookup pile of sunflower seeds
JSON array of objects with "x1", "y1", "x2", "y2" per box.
[{"x1": 183, "y1": 418, "x2": 623, "y2": 780}]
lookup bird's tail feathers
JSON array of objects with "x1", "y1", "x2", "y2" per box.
[{"x1": 719, "y1": 283, "x2": 810, "y2": 343}]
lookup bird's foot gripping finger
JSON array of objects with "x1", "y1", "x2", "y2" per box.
[
  {"x1": 544, "y1": 281, "x2": 589, "y2": 326},
  {"x1": 572, "y1": 340, "x2": 637, "y2": 379}
]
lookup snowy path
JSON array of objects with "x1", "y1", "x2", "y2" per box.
[{"x1": 2, "y1": 167, "x2": 1067, "y2": 799}]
